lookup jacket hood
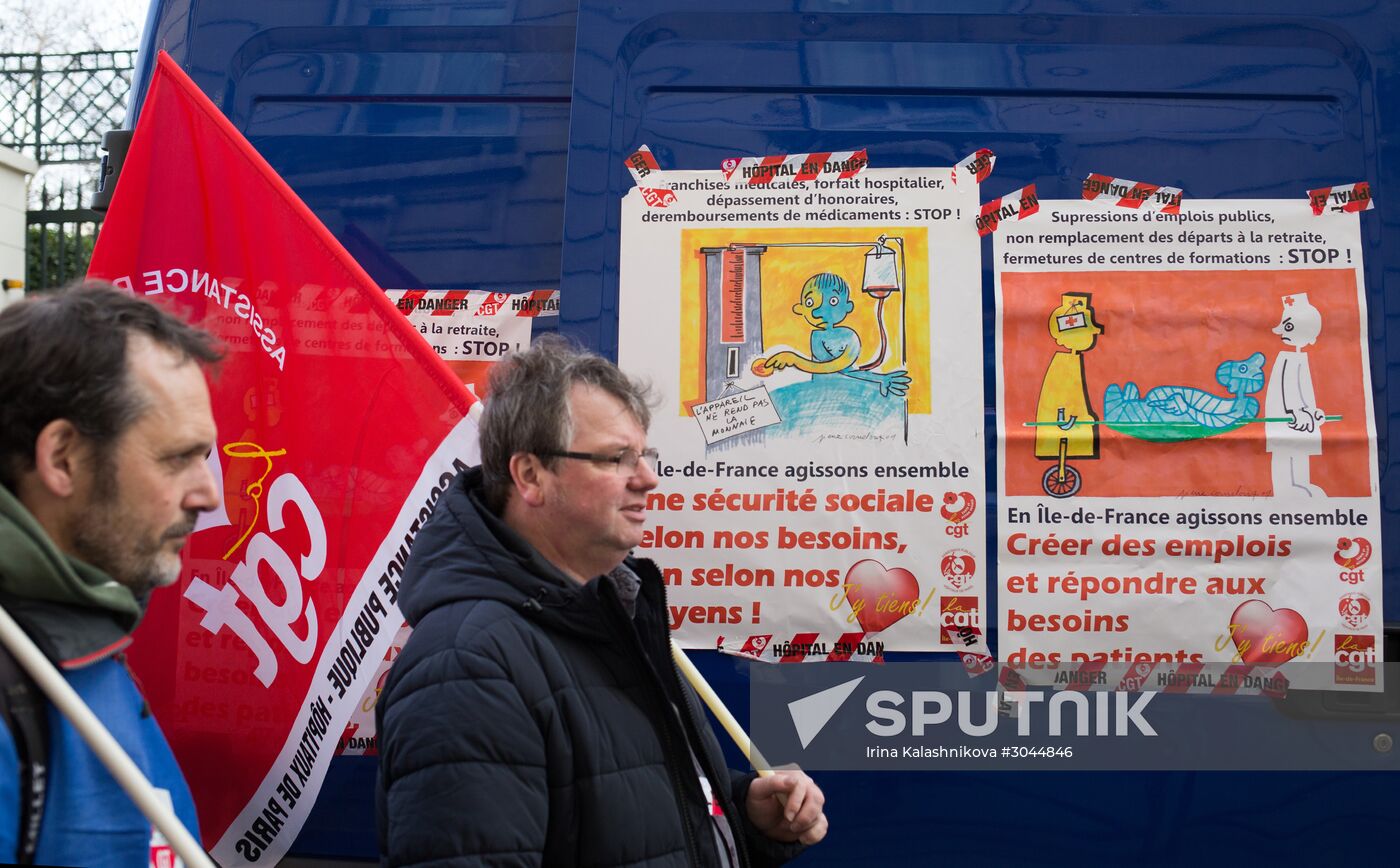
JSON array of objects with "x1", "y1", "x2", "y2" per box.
[
  {"x1": 399, "y1": 467, "x2": 634, "y2": 643},
  {"x1": 0, "y1": 482, "x2": 142, "y2": 667}
]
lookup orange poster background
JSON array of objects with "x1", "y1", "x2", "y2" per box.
[{"x1": 1002, "y1": 269, "x2": 1371, "y2": 498}]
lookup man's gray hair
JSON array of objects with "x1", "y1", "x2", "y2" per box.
[{"x1": 479, "y1": 335, "x2": 653, "y2": 512}]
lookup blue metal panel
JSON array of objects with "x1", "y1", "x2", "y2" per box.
[
  {"x1": 560, "y1": 1, "x2": 1400, "y2": 863},
  {"x1": 136, "y1": 0, "x2": 575, "y2": 297}
]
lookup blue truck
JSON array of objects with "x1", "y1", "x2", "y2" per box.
[{"x1": 120, "y1": 1, "x2": 1399, "y2": 863}]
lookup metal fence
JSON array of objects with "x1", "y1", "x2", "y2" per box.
[
  {"x1": 1, "y1": 51, "x2": 136, "y2": 289},
  {"x1": 27, "y1": 181, "x2": 101, "y2": 291},
  {"x1": 0, "y1": 50, "x2": 136, "y2": 164}
]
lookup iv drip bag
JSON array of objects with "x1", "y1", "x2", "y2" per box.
[{"x1": 862, "y1": 241, "x2": 899, "y2": 297}]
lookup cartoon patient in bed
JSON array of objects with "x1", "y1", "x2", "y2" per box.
[
  {"x1": 752, "y1": 272, "x2": 910, "y2": 396},
  {"x1": 748, "y1": 271, "x2": 910, "y2": 438}
]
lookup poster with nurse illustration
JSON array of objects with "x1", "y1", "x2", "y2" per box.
[
  {"x1": 995, "y1": 199, "x2": 1382, "y2": 690},
  {"x1": 618, "y1": 164, "x2": 985, "y2": 659}
]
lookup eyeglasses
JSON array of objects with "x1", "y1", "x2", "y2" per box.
[{"x1": 540, "y1": 447, "x2": 659, "y2": 474}]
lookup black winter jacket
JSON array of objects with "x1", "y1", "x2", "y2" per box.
[{"x1": 376, "y1": 468, "x2": 803, "y2": 867}]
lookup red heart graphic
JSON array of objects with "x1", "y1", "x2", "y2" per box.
[
  {"x1": 1228, "y1": 600, "x2": 1309, "y2": 665},
  {"x1": 843, "y1": 559, "x2": 921, "y2": 634}
]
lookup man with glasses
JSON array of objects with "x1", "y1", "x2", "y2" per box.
[{"x1": 376, "y1": 336, "x2": 826, "y2": 867}]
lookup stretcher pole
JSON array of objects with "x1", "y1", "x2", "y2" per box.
[{"x1": 1023, "y1": 415, "x2": 1343, "y2": 427}]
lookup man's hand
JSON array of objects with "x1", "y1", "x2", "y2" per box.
[{"x1": 745, "y1": 770, "x2": 828, "y2": 845}]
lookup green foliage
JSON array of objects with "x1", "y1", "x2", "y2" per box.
[{"x1": 26, "y1": 223, "x2": 96, "y2": 290}]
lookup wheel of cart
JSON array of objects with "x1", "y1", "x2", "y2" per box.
[{"x1": 1042, "y1": 461, "x2": 1081, "y2": 497}]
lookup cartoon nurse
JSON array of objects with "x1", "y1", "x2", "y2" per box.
[
  {"x1": 1035, "y1": 293, "x2": 1102, "y2": 464},
  {"x1": 1266, "y1": 292, "x2": 1326, "y2": 497}
]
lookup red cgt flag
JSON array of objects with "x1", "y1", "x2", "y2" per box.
[{"x1": 88, "y1": 51, "x2": 477, "y2": 865}]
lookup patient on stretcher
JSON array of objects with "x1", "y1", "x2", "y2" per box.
[{"x1": 1103, "y1": 352, "x2": 1265, "y2": 435}]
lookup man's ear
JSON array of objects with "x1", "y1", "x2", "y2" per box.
[
  {"x1": 508, "y1": 452, "x2": 549, "y2": 507},
  {"x1": 31, "y1": 419, "x2": 87, "y2": 498}
]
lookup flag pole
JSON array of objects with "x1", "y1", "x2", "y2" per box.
[
  {"x1": 0, "y1": 603, "x2": 216, "y2": 868},
  {"x1": 670, "y1": 638, "x2": 775, "y2": 777}
]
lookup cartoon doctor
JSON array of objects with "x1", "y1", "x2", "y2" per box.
[
  {"x1": 1266, "y1": 292, "x2": 1326, "y2": 497},
  {"x1": 1035, "y1": 292, "x2": 1102, "y2": 463}
]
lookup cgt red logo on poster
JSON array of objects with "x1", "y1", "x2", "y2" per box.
[
  {"x1": 1334, "y1": 536, "x2": 1372, "y2": 584},
  {"x1": 940, "y1": 491, "x2": 976, "y2": 538},
  {"x1": 1334, "y1": 634, "x2": 1377, "y2": 685},
  {"x1": 1338, "y1": 593, "x2": 1371, "y2": 630},
  {"x1": 939, "y1": 549, "x2": 976, "y2": 592},
  {"x1": 939, "y1": 596, "x2": 981, "y2": 644}
]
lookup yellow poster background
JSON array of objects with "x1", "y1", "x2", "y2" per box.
[{"x1": 678, "y1": 225, "x2": 931, "y2": 415}]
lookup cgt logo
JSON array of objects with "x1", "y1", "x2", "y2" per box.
[
  {"x1": 475, "y1": 291, "x2": 511, "y2": 317},
  {"x1": 1334, "y1": 537, "x2": 1372, "y2": 584},
  {"x1": 1118, "y1": 662, "x2": 1154, "y2": 693},
  {"x1": 641, "y1": 187, "x2": 678, "y2": 208},
  {"x1": 1334, "y1": 634, "x2": 1377, "y2": 685},
  {"x1": 939, "y1": 596, "x2": 980, "y2": 644},
  {"x1": 185, "y1": 441, "x2": 328, "y2": 688},
  {"x1": 940, "y1": 549, "x2": 976, "y2": 592},
  {"x1": 940, "y1": 492, "x2": 976, "y2": 538},
  {"x1": 1338, "y1": 593, "x2": 1371, "y2": 631},
  {"x1": 739, "y1": 635, "x2": 773, "y2": 658}
]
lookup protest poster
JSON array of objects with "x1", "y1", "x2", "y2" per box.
[
  {"x1": 618, "y1": 163, "x2": 984, "y2": 661},
  {"x1": 87, "y1": 52, "x2": 477, "y2": 864},
  {"x1": 994, "y1": 199, "x2": 1382, "y2": 690},
  {"x1": 384, "y1": 288, "x2": 559, "y2": 394}
]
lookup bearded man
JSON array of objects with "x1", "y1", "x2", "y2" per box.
[{"x1": 0, "y1": 284, "x2": 221, "y2": 866}]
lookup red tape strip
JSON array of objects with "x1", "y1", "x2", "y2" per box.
[
  {"x1": 977, "y1": 184, "x2": 1039, "y2": 236},
  {"x1": 952, "y1": 148, "x2": 995, "y2": 187},
  {"x1": 625, "y1": 145, "x2": 677, "y2": 208},
  {"x1": 720, "y1": 631, "x2": 885, "y2": 664},
  {"x1": 1308, "y1": 181, "x2": 1373, "y2": 215},
  {"x1": 720, "y1": 149, "x2": 869, "y2": 184},
  {"x1": 1082, "y1": 173, "x2": 1182, "y2": 213}
]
